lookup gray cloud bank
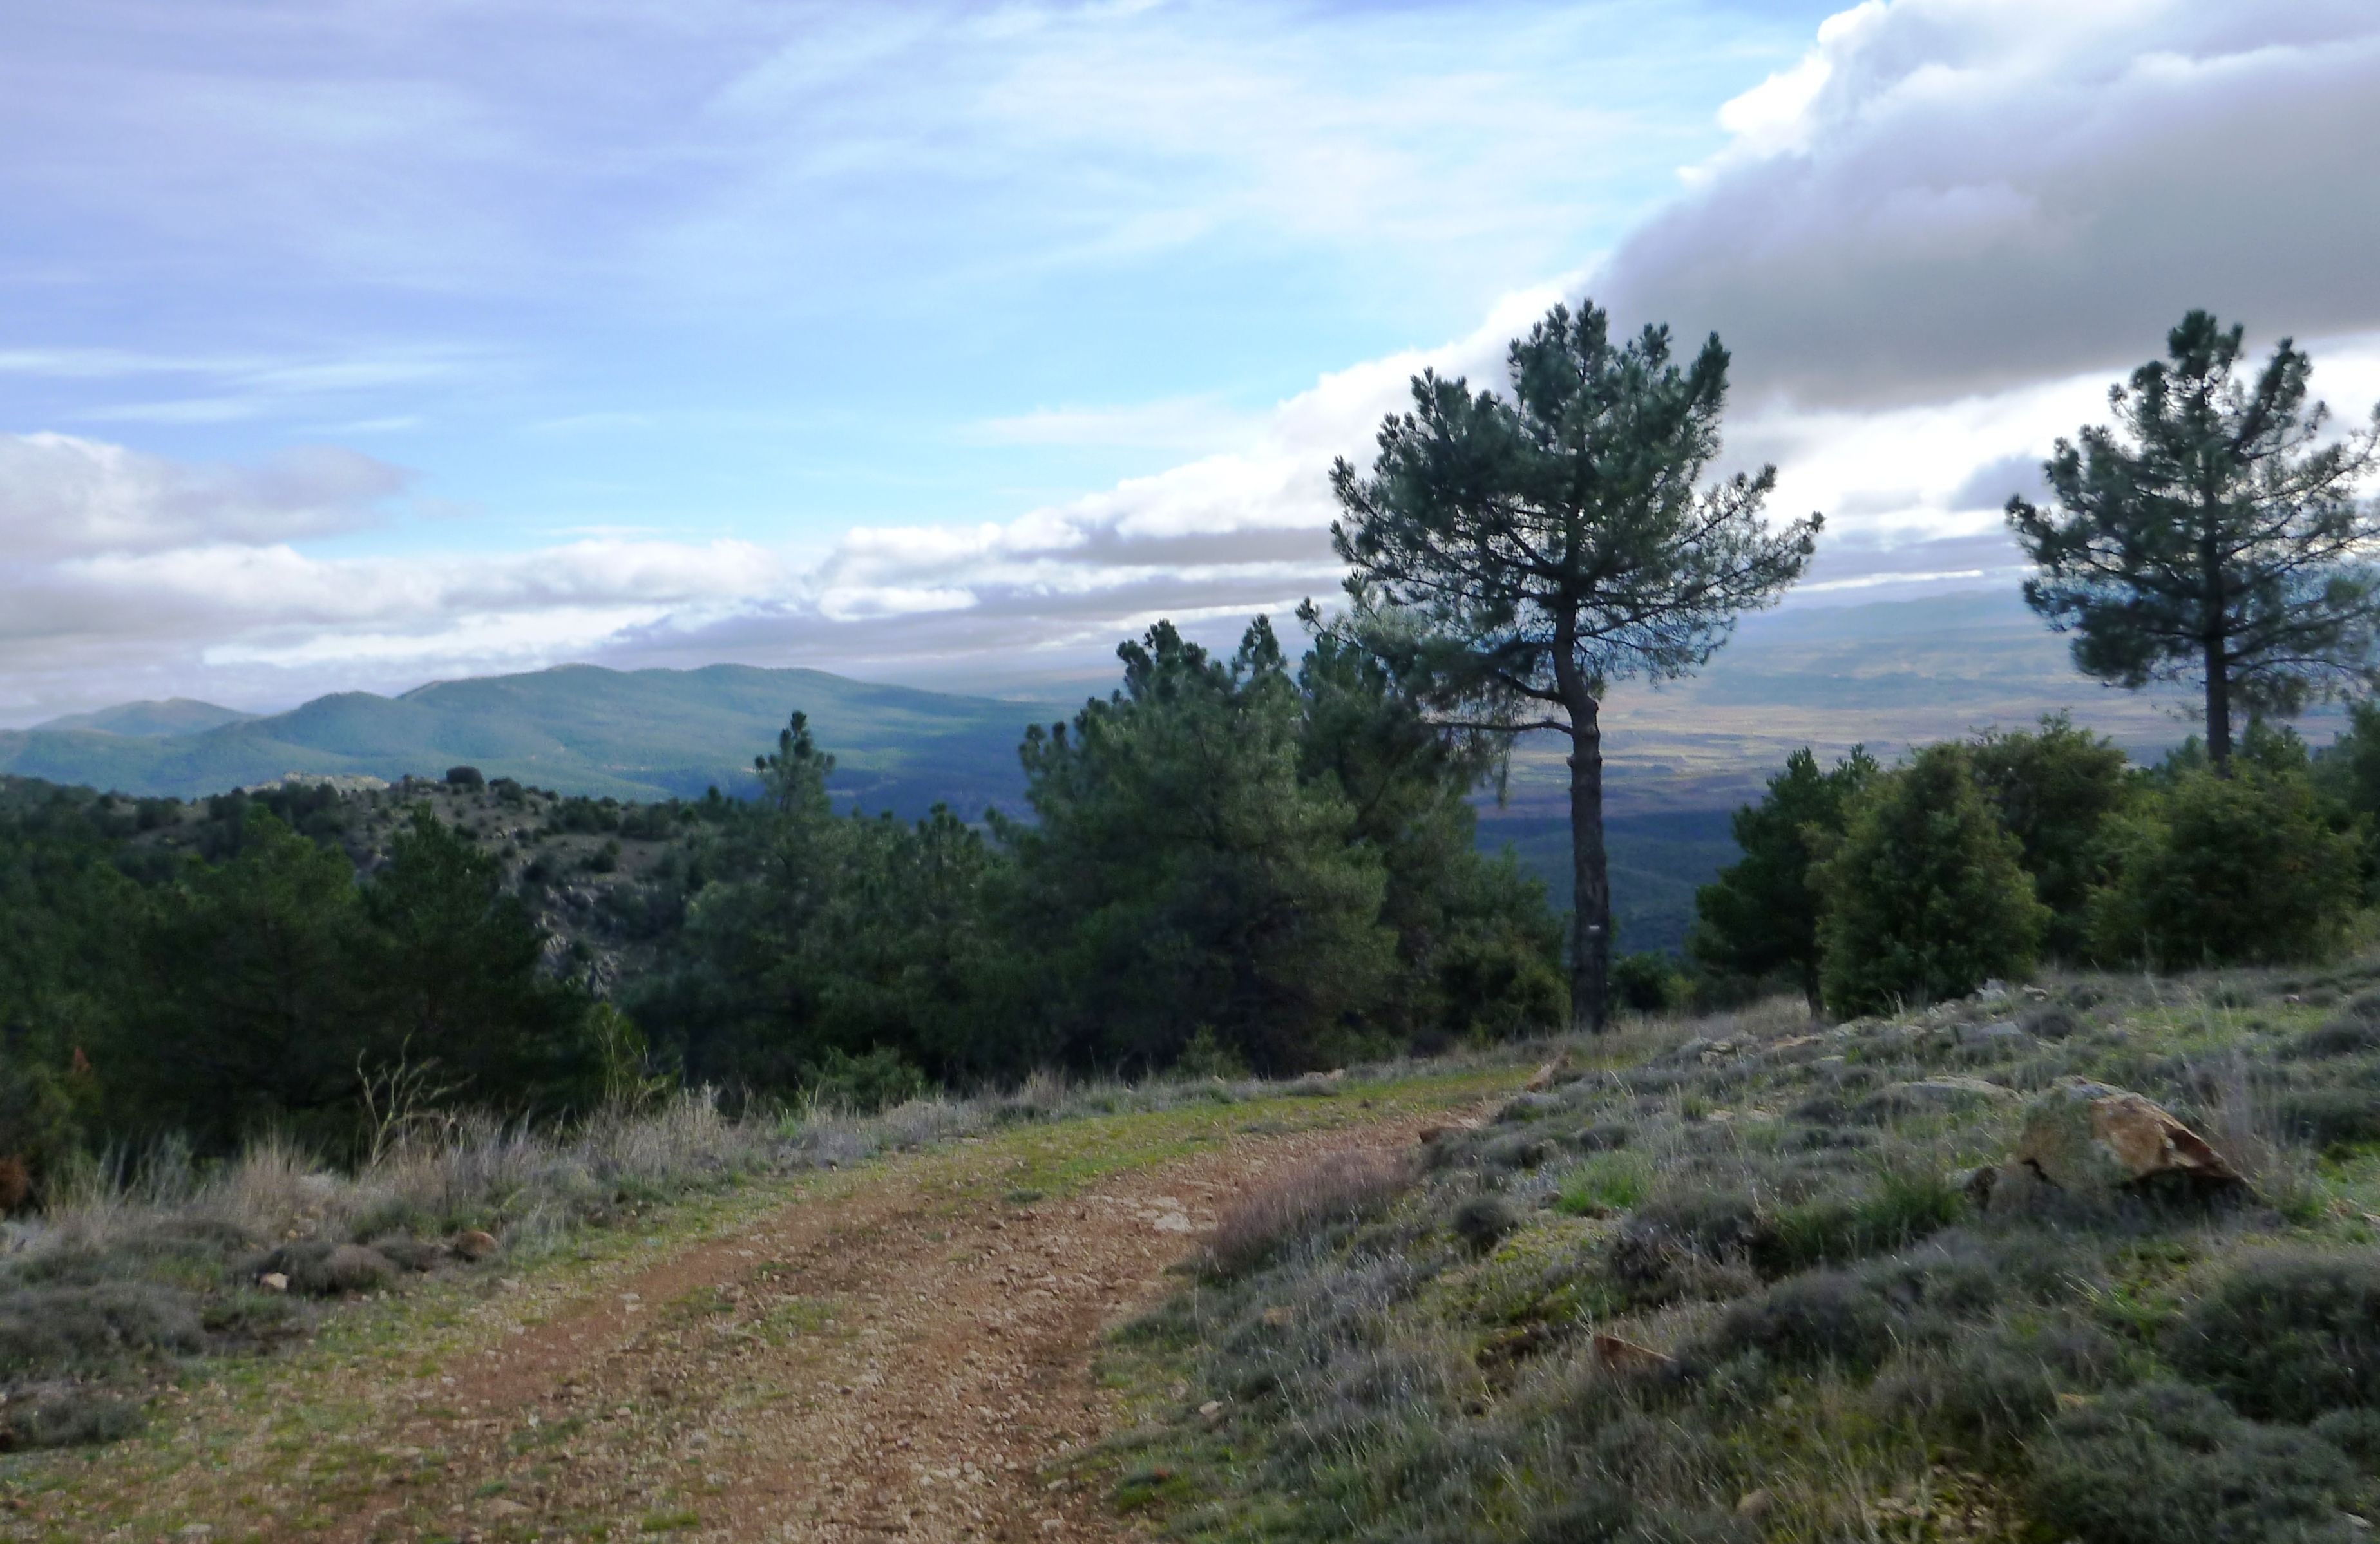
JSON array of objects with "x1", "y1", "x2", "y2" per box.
[{"x1": 1598, "y1": 1, "x2": 2380, "y2": 407}]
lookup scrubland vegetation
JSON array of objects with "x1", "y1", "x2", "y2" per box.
[
  {"x1": 5, "y1": 296, "x2": 2379, "y2": 1544},
  {"x1": 1100, "y1": 968, "x2": 2380, "y2": 1544},
  {"x1": 0, "y1": 1055, "x2": 1521, "y2": 1458}
]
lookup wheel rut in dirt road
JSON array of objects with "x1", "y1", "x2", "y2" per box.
[{"x1": 316, "y1": 1106, "x2": 1466, "y2": 1543}]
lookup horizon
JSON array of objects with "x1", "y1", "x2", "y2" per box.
[
  {"x1": 11, "y1": 584, "x2": 2046, "y2": 730},
  {"x1": 6, "y1": 4, "x2": 2380, "y2": 721}
]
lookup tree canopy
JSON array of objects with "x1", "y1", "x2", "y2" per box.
[
  {"x1": 1691, "y1": 745, "x2": 1877, "y2": 1008},
  {"x1": 1328, "y1": 299, "x2": 1820, "y2": 1028},
  {"x1": 2009, "y1": 310, "x2": 2380, "y2": 773}
]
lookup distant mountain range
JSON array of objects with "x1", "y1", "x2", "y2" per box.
[
  {"x1": 2, "y1": 665, "x2": 1071, "y2": 818},
  {"x1": 3, "y1": 588, "x2": 2249, "y2": 951}
]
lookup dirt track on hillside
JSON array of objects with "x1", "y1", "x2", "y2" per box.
[{"x1": 292, "y1": 1109, "x2": 1455, "y2": 1544}]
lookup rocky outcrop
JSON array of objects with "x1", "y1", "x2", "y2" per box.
[{"x1": 1974, "y1": 1078, "x2": 2246, "y2": 1209}]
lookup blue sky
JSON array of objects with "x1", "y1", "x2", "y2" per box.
[{"x1": 4, "y1": 1, "x2": 2378, "y2": 716}]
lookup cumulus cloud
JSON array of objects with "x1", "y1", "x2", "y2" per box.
[
  {"x1": 15, "y1": 5, "x2": 2380, "y2": 721},
  {"x1": 1597, "y1": 0, "x2": 2380, "y2": 407},
  {"x1": 0, "y1": 433, "x2": 410, "y2": 558}
]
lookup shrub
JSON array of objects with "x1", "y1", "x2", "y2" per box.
[
  {"x1": 1552, "y1": 1151, "x2": 1653, "y2": 1217},
  {"x1": 443, "y1": 765, "x2": 485, "y2": 789},
  {"x1": 1968, "y1": 714, "x2": 2133, "y2": 960},
  {"x1": 258, "y1": 1242, "x2": 397, "y2": 1297},
  {"x1": 1451, "y1": 1194, "x2": 1520, "y2": 1253},
  {"x1": 1871, "y1": 1337, "x2": 2059, "y2": 1456},
  {"x1": 2025, "y1": 1383, "x2": 2357, "y2": 1544},
  {"x1": 2165, "y1": 1248, "x2": 2380, "y2": 1422},
  {"x1": 2086, "y1": 768, "x2": 2361, "y2": 968},
  {"x1": 1814, "y1": 743, "x2": 2049, "y2": 1016},
  {"x1": 1692, "y1": 747, "x2": 1880, "y2": 1011},
  {"x1": 0, "y1": 1389, "x2": 146, "y2": 1451},
  {"x1": 1609, "y1": 953, "x2": 1684, "y2": 1015},
  {"x1": 1199, "y1": 1150, "x2": 1410, "y2": 1278},
  {"x1": 2311, "y1": 1407, "x2": 2380, "y2": 1466},
  {"x1": 2267, "y1": 1087, "x2": 2380, "y2": 1150},
  {"x1": 2292, "y1": 1010, "x2": 2380, "y2": 1058},
  {"x1": 799, "y1": 1047, "x2": 929, "y2": 1114},
  {"x1": 1708, "y1": 1269, "x2": 1900, "y2": 1371},
  {"x1": 1608, "y1": 1191, "x2": 1771, "y2": 1303},
  {"x1": 0, "y1": 1281, "x2": 205, "y2": 1377},
  {"x1": 1762, "y1": 1170, "x2": 1965, "y2": 1273}
]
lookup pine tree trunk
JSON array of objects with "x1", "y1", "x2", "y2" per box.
[
  {"x1": 2205, "y1": 633, "x2": 2232, "y2": 776},
  {"x1": 2202, "y1": 522, "x2": 2231, "y2": 776},
  {"x1": 1566, "y1": 695, "x2": 1610, "y2": 1034}
]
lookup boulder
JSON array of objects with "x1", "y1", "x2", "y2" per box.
[
  {"x1": 452, "y1": 1228, "x2": 500, "y2": 1263},
  {"x1": 1997, "y1": 1078, "x2": 2245, "y2": 1203}
]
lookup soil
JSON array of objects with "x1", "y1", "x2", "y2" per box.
[{"x1": 300, "y1": 1107, "x2": 1456, "y2": 1543}]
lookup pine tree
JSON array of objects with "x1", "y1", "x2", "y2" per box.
[
  {"x1": 1329, "y1": 300, "x2": 1819, "y2": 1029},
  {"x1": 1690, "y1": 746, "x2": 1876, "y2": 1009},
  {"x1": 1813, "y1": 745, "x2": 2048, "y2": 1016},
  {"x1": 2008, "y1": 311, "x2": 2380, "y2": 773}
]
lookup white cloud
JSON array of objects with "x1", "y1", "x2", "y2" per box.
[
  {"x1": 1598, "y1": 0, "x2": 2380, "y2": 407},
  {"x1": 12, "y1": 4, "x2": 2380, "y2": 723},
  {"x1": 0, "y1": 433, "x2": 410, "y2": 559}
]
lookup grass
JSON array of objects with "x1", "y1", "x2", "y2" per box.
[
  {"x1": 1088, "y1": 966, "x2": 2380, "y2": 1544},
  {"x1": 0, "y1": 1049, "x2": 1522, "y2": 1538}
]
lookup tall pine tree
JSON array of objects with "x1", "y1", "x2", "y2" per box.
[{"x1": 1328, "y1": 300, "x2": 1819, "y2": 1029}]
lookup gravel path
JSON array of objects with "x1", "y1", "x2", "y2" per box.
[{"x1": 304, "y1": 1109, "x2": 1452, "y2": 1543}]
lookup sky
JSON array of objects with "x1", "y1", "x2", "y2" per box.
[{"x1": 5, "y1": 0, "x2": 2379, "y2": 720}]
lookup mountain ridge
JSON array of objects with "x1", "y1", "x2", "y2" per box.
[{"x1": 0, "y1": 662, "x2": 1071, "y2": 817}]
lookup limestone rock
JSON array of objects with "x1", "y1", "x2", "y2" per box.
[
  {"x1": 2007, "y1": 1078, "x2": 2245, "y2": 1199},
  {"x1": 1590, "y1": 1332, "x2": 1674, "y2": 1376}
]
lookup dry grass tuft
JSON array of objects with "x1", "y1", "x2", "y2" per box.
[{"x1": 1199, "y1": 1148, "x2": 1413, "y2": 1279}]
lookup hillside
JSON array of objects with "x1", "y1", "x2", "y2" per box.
[
  {"x1": 28, "y1": 698, "x2": 256, "y2": 738},
  {"x1": 0, "y1": 665, "x2": 1069, "y2": 818},
  {"x1": 7, "y1": 968, "x2": 2375, "y2": 1544}
]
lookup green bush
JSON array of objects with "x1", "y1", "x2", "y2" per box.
[
  {"x1": 1966, "y1": 713, "x2": 2132, "y2": 959},
  {"x1": 0, "y1": 1389, "x2": 146, "y2": 1451},
  {"x1": 2165, "y1": 1248, "x2": 2380, "y2": 1422},
  {"x1": 1691, "y1": 747, "x2": 1878, "y2": 1009},
  {"x1": 1451, "y1": 1194, "x2": 1521, "y2": 1253},
  {"x1": 1762, "y1": 1169, "x2": 1965, "y2": 1273},
  {"x1": 2086, "y1": 768, "x2": 2361, "y2": 967},
  {"x1": 1707, "y1": 1269, "x2": 1899, "y2": 1371},
  {"x1": 1872, "y1": 1339, "x2": 2059, "y2": 1457},
  {"x1": 2025, "y1": 1384, "x2": 2359, "y2": 1544},
  {"x1": 1608, "y1": 953, "x2": 1684, "y2": 1015},
  {"x1": 1814, "y1": 743, "x2": 2049, "y2": 1015},
  {"x1": 799, "y1": 1046, "x2": 929, "y2": 1114},
  {"x1": 0, "y1": 1282, "x2": 205, "y2": 1378}
]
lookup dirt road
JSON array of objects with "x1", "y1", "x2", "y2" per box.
[{"x1": 289, "y1": 1105, "x2": 1462, "y2": 1544}]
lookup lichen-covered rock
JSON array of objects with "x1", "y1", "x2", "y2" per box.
[{"x1": 2006, "y1": 1078, "x2": 2245, "y2": 1199}]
